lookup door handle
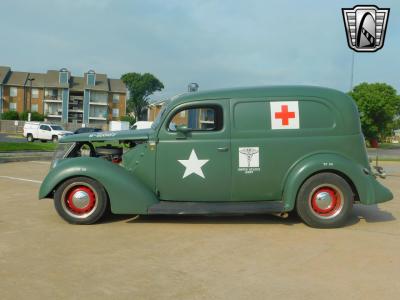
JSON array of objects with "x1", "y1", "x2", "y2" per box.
[{"x1": 217, "y1": 147, "x2": 229, "y2": 152}]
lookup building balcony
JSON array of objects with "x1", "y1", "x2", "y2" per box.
[
  {"x1": 89, "y1": 116, "x2": 107, "y2": 121},
  {"x1": 69, "y1": 109, "x2": 83, "y2": 113},
  {"x1": 70, "y1": 96, "x2": 83, "y2": 101},
  {"x1": 89, "y1": 101, "x2": 108, "y2": 106},
  {"x1": 44, "y1": 98, "x2": 62, "y2": 103}
]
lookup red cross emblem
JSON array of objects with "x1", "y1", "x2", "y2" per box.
[
  {"x1": 270, "y1": 101, "x2": 299, "y2": 129},
  {"x1": 274, "y1": 105, "x2": 296, "y2": 125}
]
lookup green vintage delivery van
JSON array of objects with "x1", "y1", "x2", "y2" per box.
[{"x1": 39, "y1": 86, "x2": 393, "y2": 228}]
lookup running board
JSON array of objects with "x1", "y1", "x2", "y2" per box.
[{"x1": 148, "y1": 201, "x2": 285, "y2": 215}]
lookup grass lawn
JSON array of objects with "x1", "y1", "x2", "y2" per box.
[
  {"x1": 376, "y1": 143, "x2": 400, "y2": 149},
  {"x1": 0, "y1": 142, "x2": 57, "y2": 152}
]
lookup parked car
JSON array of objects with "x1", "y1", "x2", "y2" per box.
[
  {"x1": 74, "y1": 127, "x2": 102, "y2": 135},
  {"x1": 23, "y1": 122, "x2": 73, "y2": 143},
  {"x1": 131, "y1": 121, "x2": 153, "y2": 130},
  {"x1": 39, "y1": 86, "x2": 393, "y2": 228}
]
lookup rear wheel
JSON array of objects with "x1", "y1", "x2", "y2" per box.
[
  {"x1": 27, "y1": 134, "x2": 33, "y2": 142},
  {"x1": 54, "y1": 177, "x2": 108, "y2": 224},
  {"x1": 296, "y1": 173, "x2": 353, "y2": 228}
]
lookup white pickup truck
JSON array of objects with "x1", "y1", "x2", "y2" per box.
[{"x1": 23, "y1": 122, "x2": 73, "y2": 143}]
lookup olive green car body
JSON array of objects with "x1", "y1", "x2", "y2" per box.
[{"x1": 39, "y1": 86, "x2": 393, "y2": 215}]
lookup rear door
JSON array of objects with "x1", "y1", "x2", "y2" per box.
[
  {"x1": 156, "y1": 100, "x2": 231, "y2": 201},
  {"x1": 230, "y1": 98, "x2": 272, "y2": 201}
]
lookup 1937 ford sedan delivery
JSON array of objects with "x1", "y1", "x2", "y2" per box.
[{"x1": 39, "y1": 86, "x2": 393, "y2": 228}]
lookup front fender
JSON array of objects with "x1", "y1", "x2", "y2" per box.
[
  {"x1": 39, "y1": 157, "x2": 158, "y2": 214},
  {"x1": 281, "y1": 153, "x2": 392, "y2": 211}
]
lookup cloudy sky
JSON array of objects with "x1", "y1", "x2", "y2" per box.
[{"x1": 0, "y1": 0, "x2": 398, "y2": 101}]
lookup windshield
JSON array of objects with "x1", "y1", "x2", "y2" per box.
[
  {"x1": 151, "y1": 103, "x2": 169, "y2": 130},
  {"x1": 51, "y1": 125, "x2": 64, "y2": 131}
]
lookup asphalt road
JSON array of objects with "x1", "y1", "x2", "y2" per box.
[
  {"x1": 0, "y1": 132, "x2": 26, "y2": 143},
  {"x1": 0, "y1": 161, "x2": 399, "y2": 299}
]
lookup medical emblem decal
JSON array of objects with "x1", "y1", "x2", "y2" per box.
[
  {"x1": 178, "y1": 149, "x2": 209, "y2": 179},
  {"x1": 270, "y1": 101, "x2": 299, "y2": 129},
  {"x1": 238, "y1": 147, "x2": 260, "y2": 174}
]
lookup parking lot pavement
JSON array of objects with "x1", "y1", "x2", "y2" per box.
[
  {"x1": 0, "y1": 132, "x2": 26, "y2": 143},
  {"x1": 0, "y1": 161, "x2": 399, "y2": 300}
]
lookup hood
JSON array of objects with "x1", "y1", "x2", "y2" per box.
[
  {"x1": 60, "y1": 128, "x2": 154, "y2": 143},
  {"x1": 55, "y1": 130, "x2": 73, "y2": 135}
]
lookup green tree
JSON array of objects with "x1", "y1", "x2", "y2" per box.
[
  {"x1": 121, "y1": 72, "x2": 164, "y2": 120},
  {"x1": 120, "y1": 115, "x2": 136, "y2": 126},
  {"x1": 349, "y1": 83, "x2": 400, "y2": 140}
]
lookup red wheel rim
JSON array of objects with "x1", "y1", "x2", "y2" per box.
[
  {"x1": 65, "y1": 186, "x2": 96, "y2": 215},
  {"x1": 310, "y1": 186, "x2": 342, "y2": 217}
]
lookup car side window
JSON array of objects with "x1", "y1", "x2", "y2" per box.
[
  {"x1": 40, "y1": 125, "x2": 50, "y2": 131},
  {"x1": 168, "y1": 106, "x2": 223, "y2": 131}
]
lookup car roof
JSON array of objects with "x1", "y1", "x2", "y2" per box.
[{"x1": 171, "y1": 85, "x2": 351, "y2": 105}]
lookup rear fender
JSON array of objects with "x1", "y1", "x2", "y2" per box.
[
  {"x1": 38, "y1": 157, "x2": 158, "y2": 214},
  {"x1": 281, "y1": 153, "x2": 377, "y2": 211}
]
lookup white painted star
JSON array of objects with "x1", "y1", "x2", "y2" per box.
[{"x1": 178, "y1": 149, "x2": 209, "y2": 179}]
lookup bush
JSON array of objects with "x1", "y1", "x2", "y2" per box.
[
  {"x1": 19, "y1": 111, "x2": 45, "y2": 121},
  {"x1": 30, "y1": 112, "x2": 45, "y2": 121},
  {"x1": 1, "y1": 111, "x2": 19, "y2": 120},
  {"x1": 19, "y1": 111, "x2": 29, "y2": 121},
  {"x1": 120, "y1": 115, "x2": 136, "y2": 126}
]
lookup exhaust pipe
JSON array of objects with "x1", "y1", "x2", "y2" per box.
[{"x1": 272, "y1": 212, "x2": 289, "y2": 219}]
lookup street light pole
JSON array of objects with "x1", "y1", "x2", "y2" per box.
[
  {"x1": 27, "y1": 77, "x2": 35, "y2": 112},
  {"x1": 350, "y1": 51, "x2": 355, "y2": 91}
]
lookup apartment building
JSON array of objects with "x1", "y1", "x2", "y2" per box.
[{"x1": 0, "y1": 66, "x2": 127, "y2": 125}]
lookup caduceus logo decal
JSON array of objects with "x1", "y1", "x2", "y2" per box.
[{"x1": 239, "y1": 148, "x2": 259, "y2": 168}]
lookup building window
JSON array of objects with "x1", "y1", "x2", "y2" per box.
[
  {"x1": 87, "y1": 71, "x2": 96, "y2": 86},
  {"x1": 45, "y1": 88, "x2": 60, "y2": 100},
  {"x1": 112, "y1": 108, "x2": 119, "y2": 118},
  {"x1": 59, "y1": 69, "x2": 69, "y2": 85},
  {"x1": 32, "y1": 88, "x2": 39, "y2": 99},
  {"x1": 44, "y1": 102, "x2": 62, "y2": 115},
  {"x1": 10, "y1": 87, "x2": 17, "y2": 97},
  {"x1": 91, "y1": 92, "x2": 108, "y2": 104},
  {"x1": 31, "y1": 104, "x2": 38, "y2": 112},
  {"x1": 112, "y1": 94, "x2": 119, "y2": 103},
  {"x1": 90, "y1": 106, "x2": 107, "y2": 118},
  {"x1": 9, "y1": 102, "x2": 17, "y2": 111}
]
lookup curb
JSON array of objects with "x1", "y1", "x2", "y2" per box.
[{"x1": 0, "y1": 151, "x2": 53, "y2": 163}]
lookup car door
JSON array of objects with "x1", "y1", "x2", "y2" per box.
[
  {"x1": 39, "y1": 125, "x2": 51, "y2": 140},
  {"x1": 156, "y1": 99, "x2": 231, "y2": 201}
]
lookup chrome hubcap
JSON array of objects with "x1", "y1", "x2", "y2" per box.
[
  {"x1": 61, "y1": 182, "x2": 99, "y2": 219},
  {"x1": 314, "y1": 191, "x2": 333, "y2": 209},
  {"x1": 71, "y1": 191, "x2": 90, "y2": 209},
  {"x1": 308, "y1": 184, "x2": 344, "y2": 219}
]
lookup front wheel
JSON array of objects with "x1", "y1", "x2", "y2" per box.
[
  {"x1": 27, "y1": 134, "x2": 33, "y2": 142},
  {"x1": 54, "y1": 177, "x2": 108, "y2": 224},
  {"x1": 296, "y1": 173, "x2": 353, "y2": 228}
]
